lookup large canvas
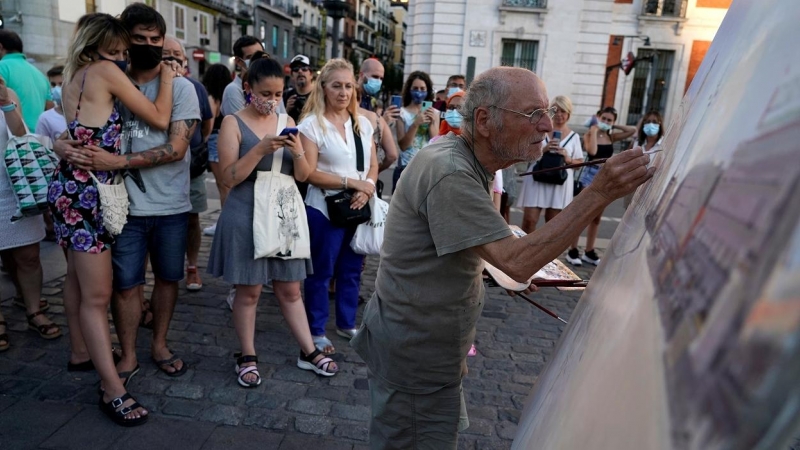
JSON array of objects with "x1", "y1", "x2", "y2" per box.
[{"x1": 513, "y1": 0, "x2": 800, "y2": 448}]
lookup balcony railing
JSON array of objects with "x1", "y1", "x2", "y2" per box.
[
  {"x1": 501, "y1": 0, "x2": 547, "y2": 8},
  {"x1": 642, "y1": 0, "x2": 688, "y2": 18},
  {"x1": 296, "y1": 24, "x2": 322, "y2": 40},
  {"x1": 262, "y1": 0, "x2": 301, "y2": 18}
]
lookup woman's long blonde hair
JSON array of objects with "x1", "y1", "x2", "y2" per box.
[
  {"x1": 300, "y1": 58, "x2": 361, "y2": 135},
  {"x1": 64, "y1": 13, "x2": 130, "y2": 83}
]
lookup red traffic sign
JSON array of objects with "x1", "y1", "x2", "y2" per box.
[
  {"x1": 621, "y1": 51, "x2": 635, "y2": 75},
  {"x1": 192, "y1": 49, "x2": 205, "y2": 61}
]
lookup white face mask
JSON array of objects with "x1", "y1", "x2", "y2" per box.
[{"x1": 597, "y1": 122, "x2": 612, "y2": 132}]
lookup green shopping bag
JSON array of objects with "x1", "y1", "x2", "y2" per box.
[{"x1": 4, "y1": 131, "x2": 59, "y2": 221}]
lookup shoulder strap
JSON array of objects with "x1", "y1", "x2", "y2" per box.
[
  {"x1": 351, "y1": 115, "x2": 364, "y2": 173},
  {"x1": 270, "y1": 114, "x2": 289, "y2": 174},
  {"x1": 562, "y1": 132, "x2": 576, "y2": 146},
  {"x1": 74, "y1": 69, "x2": 90, "y2": 121}
]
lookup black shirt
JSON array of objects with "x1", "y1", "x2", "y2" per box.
[{"x1": 284, "y1": 87, "x2": 310, "y2": 123}]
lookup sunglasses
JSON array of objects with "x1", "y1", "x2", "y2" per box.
[{"x1": 292, "y1": 66, "x2": 311, "y2": 73}]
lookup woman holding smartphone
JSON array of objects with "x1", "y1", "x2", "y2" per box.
[
  {"x1": 394, "y1": 71, "x2": 439, "y2": 192},
  {"x1": 517, "y1": 96, "x2": 584, "y2": 233},
  {"x1": 208, "y1": 58, "x2": 338, "y2": 387}
]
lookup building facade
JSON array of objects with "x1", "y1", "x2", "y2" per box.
[{"x1": 404, "y1": 0, "x2": 730, "y2": 126}]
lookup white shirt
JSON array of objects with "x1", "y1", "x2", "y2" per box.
[
  {"x1": 35, "y1": 107, "x2": 67, "y2": 146},
  {"x1": 298, "y1": 113, "x2": 374, "y2": 219}
]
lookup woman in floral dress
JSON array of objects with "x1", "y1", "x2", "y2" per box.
[{"x1": 47, "y1": 13, "x2": 176, "y2": 427}]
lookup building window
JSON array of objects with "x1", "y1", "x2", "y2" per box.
[
  {"x1": 219, "y1": 22, "x2": 232, "y2": 55},
  {"x1": 199, "y1": 13, "x2": 210, "y2": 38},
  {"x1": 272, "y1": 26, "x2": 279, "y2": 55},
  {"x1": 85, "y1": 0, "x2": 96, "y2": 13},
  {"x1": 500, "y1": 39, "x2": 538, "y2": 72},
  {"x1": 643, "y1": 0, "x2": 688, "y2": 17},
  {"x1": 626, "y1": 49, "x2": 675, "y2": 125},
  {"x1": 260, "y1": 20, "x2": 267, "y2": 41},
  {"x1": 283, "y1": 30, "x2": 290, "y2": 58},
  {"x1": 174, "y1": 5, "x2": 186, "y2": 40},
  {"x1": 144, "y1": 0, "x2": 156, "y2": 7}
]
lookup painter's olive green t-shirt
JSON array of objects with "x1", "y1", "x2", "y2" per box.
[{"x1": 351, "y1": 133, "x2": 513, "y2": 394}]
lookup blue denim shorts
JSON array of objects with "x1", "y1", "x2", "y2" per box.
[
  {"x1": 111, "y1": 213, "x2": 189, "y2": 291},
  {"x1": 207, "y1": 133, "x2": 219, "y2": 163}
]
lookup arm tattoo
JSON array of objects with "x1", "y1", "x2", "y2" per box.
[
  {"x1": 169, "y1": 119, "x2": 198, "y2": 142},
  {"x1": 123, "y1": 144, "x2": 176, "y2": 169}
]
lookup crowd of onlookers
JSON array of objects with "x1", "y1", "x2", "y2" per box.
[{"x1": 0, "y1": 2, "x2": 664, "y2": 428}]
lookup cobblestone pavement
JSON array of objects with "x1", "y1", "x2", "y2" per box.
[{"x1": 0, "y1": 209, "x2": 597, "y2": 449}]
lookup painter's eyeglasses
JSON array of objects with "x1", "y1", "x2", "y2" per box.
[{"x1": 491, "y1": 105, "x2": 557, "y2": 124}]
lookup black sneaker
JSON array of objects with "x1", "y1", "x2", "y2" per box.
[
  {"x1": 566, "y1": 248, "x2": 582, "y2": 266},
  {"x1": 582, "y1": 249, "x2": 601, "y2": 266}
]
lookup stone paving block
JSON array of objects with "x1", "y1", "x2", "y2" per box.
[
  {"x1": 457, "y1": 438, "x2": 477, "y2": 450},
  {"x1": 191, "y1": 344, "x2": 232, "y2": 358},
  {"x1": 207, "y1": 386, "x2": 247, "y2": 405},
  {"x1": 511, "y1": 394, "x2": 529, "y2": 410},
  {"x1": 330, "y1": 402, "x2": 370, "y2": 422},
  {"x1": 0, "y1": 358, "x2": 24, "y2": 375},
  {"x1": 294, "y1": 414, "x2": 334, "y2": 435},
  {"x1": 468, "y1": 391, "x2": 515, "y2": 409},
  {"x1": 482, "y1": 359, "x2": 516, "y2": 372},
  {"x1": 333, "y1": 422, "x2": 369, "y2": 441},
  {"x1": 462, "y1": 418, "x2": 495, "y2": 437},
  {"x1": 353, "y1": 377, "x2": 369, "y2": 390},
  {"x1": 287, "y1": 397, "x2": 331, "y2": 416},
  {"x1": 161, "y1": 398, "x2": 204, "y2": 418},
  {"x1": 165, "y1": 382, "x2": 205, "y2": 400},
  {"x1": 108, "y1": 415, "x2": 215, "y2": 450},
  {"x1": 199, "y1": 404, "x2": 246, "y2": 426},
  {"x1": 498, "y1": 382, "x2": 533, "y2": 395},
  {"x1": 279, "y1": 434, "x2": 354, "y2": 450},
  {"x1": 306, "y1": 385, "x2": 349, "y2": 403},
  {"x1": 128, "y1": 377, "x2": 171, "y2": 395},
  {"x1": 201, "y1": 425, "x2": 284, "y2": 450},
  {"x1": 1, "y1": 398, "x2": 83, "y2": 449},
  {"x1": 34, "y1": 381, "x2": 86, "y2": 402},
  {"x1": 272, "y1": 366, "x2": 318, "y2": 383},
  {"x1": 244, "y1": 407, "x2": 291, "y2": 430},
  {"x1": 344, "y1": 389, "x2": 369, "y2": 406},
  {"x1": 245, "y1": 391, "x2": 287, "y2": 410},
  {"x1": 498, "y1": 407, "x2": 521, "y2": 424},
  {"x1": 496, "y1": 420, "x2": 518, "y2": 440},
  {"x1": 17, "y1": 363, "x2": 63, "y2": 380},
  {"x1": 473, "y1": 438, "x2": 512, "y2": 449},
  {"x1": 0, "y1": 377, "x2": 43, "y2": 396},
  {"x1": 39, "y1": 406, "x2": 121, "y2": 450},
  {"x1": 467, "y1": 405, "x2": 498, "y2": 421},
  {"x1": 0, "y1": 394, "x2": 19, "y2": 413}
]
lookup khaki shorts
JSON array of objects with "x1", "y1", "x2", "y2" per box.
[
  {"x1": 367, "y1": 375, "x2": 469, "y2": 450},
  {"x1": 189, "y1": 176, "x2": 207, "y2": 214}
]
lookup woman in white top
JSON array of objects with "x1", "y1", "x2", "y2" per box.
[
  {"x1": 298, "y1": 59, "x2": 378, "y2": 355},
  {"x1": 0, "y1": 79, "x2": 61, "y2": 352},
  {"x1": 516, "y1": 96, "x2": 584, "y2": 232}
]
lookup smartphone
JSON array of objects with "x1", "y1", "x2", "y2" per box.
[
  {"x1": 552, "y1": 130, "x2": 562, "y2": 140},
  {"x1": 421, "y1": 101, "x2": 433, "y2": 112},
  {"x1": 391, "y1": 95, "x2": 402, "y2": 109},
  {"x1": 279, "y1": 127, "x2": 299, "y2": 137}
]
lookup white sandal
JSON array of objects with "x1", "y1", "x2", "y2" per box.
[
  {"x1": 235, "y1": 354, "x2": 261, "y2": 388},
  {"x1": 297, "y1": 349, "x2": 338, "y2": 377}
]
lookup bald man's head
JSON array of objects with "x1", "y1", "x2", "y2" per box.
[{"x1": 359, "y1": 58, "x2": 385, "y2": 90}]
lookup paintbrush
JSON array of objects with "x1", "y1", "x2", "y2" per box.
[
  {"x1": 519, "y1": 148, "x2": 663, "y2": 177},
  {"x1": 530, "y1": 279, "x2": 588, "y2": 288}
]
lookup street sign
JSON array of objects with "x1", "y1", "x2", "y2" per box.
[
  {"x1": 208, "y1": 52, "x2": 221, "y2": 64},
  {"x1": 192, "y1": 49, "x2": 206, "y2": 61},
  {"x1": 621, "y1": 51, "x2": 636, "y2": 75}
]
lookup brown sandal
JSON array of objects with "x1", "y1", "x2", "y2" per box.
[
  {"x1": 27, "y1": 311, "x2": 62, "y2": 340},
  {"x1": 0, "y1": 321, "x2": 9, "y2": 352},
  {"x1": 13, "y1": 296, "x2": 49, "y2": 312}
]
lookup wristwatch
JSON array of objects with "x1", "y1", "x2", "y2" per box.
[{"x1": 0, "y1": 102, "x2": 17, "y2": 113}]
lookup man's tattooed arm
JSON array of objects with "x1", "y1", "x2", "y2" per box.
[{"x1": 122, "y1": 119, "x2": 198, "y2": 169}]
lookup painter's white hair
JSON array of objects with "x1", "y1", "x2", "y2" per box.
[{"x1": 165, "y1": 35, "x2": 188, "y2": 67}]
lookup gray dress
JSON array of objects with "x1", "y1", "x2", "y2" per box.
[{"x1": 207, "y1": 115, "x2": 312, "y2": 285}]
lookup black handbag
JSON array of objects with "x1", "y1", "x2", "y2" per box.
[
  {"x1": 532, "y1": 132, "x2": 576, "y2": 185},
  {"x1": 325, "y1": 118, "x2": 371, "y2": 227},
  {"x1": 189, "y1": 142, "x2": 209, "y2": 179}
]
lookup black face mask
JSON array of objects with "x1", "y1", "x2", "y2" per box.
[
  {"x1": 129, "y1": 44, "x2": 163, "y2": 70},
  {"x1": 162, "y1": 56, "x2": 184, "y2": 67}
]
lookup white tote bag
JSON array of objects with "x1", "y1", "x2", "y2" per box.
[
  {"x1": 253, "y1": 114, "x2": 310, "y2": 260},
  {"x1": 88, "y1": 171, "x2": 129, "y2": 236},
  {"x1": 350, "y1": 193, "x2": 389, "y2": 256}
]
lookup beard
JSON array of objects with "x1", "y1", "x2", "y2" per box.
[{"x1": 492, "y1": 133, "x2": 546, "y2": 166}]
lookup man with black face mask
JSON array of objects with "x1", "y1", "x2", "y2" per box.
[{"x1": 54, "y1": 3, "x2": 201, "y2": 380}]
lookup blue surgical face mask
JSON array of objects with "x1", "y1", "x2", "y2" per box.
[
  {"x1": 643, "y1": 123, "x2": 660, "y2": 137},
  {"x1": 597, "y1": 122, "x2": 612, "y2": 132},
  {"x1": 444, "y1": 109, "x2": 462, "y2": 128},
  {"x1": 98, "y1": 54, "x2": 128, "y2": 73},
  {"x1": 51, "y1": 86, "x2": 62, "y2": 105},
  {"x1": 447, "y1": 87, "x2": 461, "y2": 97},
  {"x1": 364, "y1": 77, "x2": 382, "y2": 95},
  {"x1": 411, "y1": 90, "x2": 427, "y2": 104}
]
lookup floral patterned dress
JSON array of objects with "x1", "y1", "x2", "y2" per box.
[{"x1": 47, "y1": 69, "x2": 122, "y2": 253}]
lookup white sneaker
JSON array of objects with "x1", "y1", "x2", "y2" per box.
[
  {"x1": 226, "y1": 287, "x2": 236, "y2": 311},
  {"x1": 203, "y1": 223, "x2": 217, "y2": 236},
  {"x1": 581, "y1": 249, "x2": 601, "y2": 266},
  {"x1": 566, "y1": 248, "x2": 582, "y2": 266}
]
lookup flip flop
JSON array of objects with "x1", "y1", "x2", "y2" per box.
[
  {"x1": 312, "y1": 335, "x2": 336, "y2": 355},
  {"x1": 153, "y1": 352, "x2": 187, "y2": 377},
  {"x1": 0, "y1": 321, "x2": 9, "y2": 352}
]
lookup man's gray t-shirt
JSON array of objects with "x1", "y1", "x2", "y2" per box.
[
  {"x1": 121, "y1": 76, "x2": 200, "y2": 216},
  {"x1": 351, "y1": 133, "x2": 513, "y2": 394}
]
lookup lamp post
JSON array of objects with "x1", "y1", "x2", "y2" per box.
[{"x1": 323, "y1": 0, "x2": 352, "y2": 59}]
